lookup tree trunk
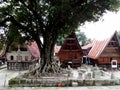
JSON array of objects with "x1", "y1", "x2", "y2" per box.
[
  {"x1": 30, "y1": 32, "x2": 60, "y2": 77},
  {"x1": 40, "y1": 44, "x2": 52, "y2": 73},
  {"x1": 37, "y1": 35, "x2": 59, "y2": 74}
]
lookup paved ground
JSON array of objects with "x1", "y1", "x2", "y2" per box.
[
  {"x1": 0, "y1": 68, "x2": 27, "y2": 87},
  {"x1": 110, "y1": 70, "x2": 120, "y2": 79},
  {"x1": 1, "y1": 66, "x2": 120, "y2": 90},
  {"x1": 0, "y1": 86, "x2": 120, "y2": 90}
]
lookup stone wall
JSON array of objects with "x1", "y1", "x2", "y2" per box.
[{"x1": 9, "y1": 77, "x2": 120, "y2": 87}]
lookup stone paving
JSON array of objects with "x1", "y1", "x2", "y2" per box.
[
  {"x1": 1, "y1": 65, "x2": 120, "y2": 89},
  {"x1": 1, "y1": 86, "x2": 120, "y2": 90}
]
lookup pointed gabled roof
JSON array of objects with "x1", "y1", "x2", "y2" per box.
[
  {"x1": 87, "y1": 31, "x2": 120, "y2": 59},
  {"x1": 114, "y1": 31, "x2": 120, "y2": 45},
  {"x1": 58, "y1": 32, "x2": 83, "y2": 53}
]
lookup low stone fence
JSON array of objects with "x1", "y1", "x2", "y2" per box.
[
  {"x1": 9, "y1": 77, "x2": 120, "y2": 87},
  {"x1": 9, "y1": 77, "x2": 70, "y2": 87},
  {"x1": 0, "y1": 64, "x2": 7, "y2": 70}
]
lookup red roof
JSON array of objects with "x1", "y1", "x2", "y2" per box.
[
  {"x1": 54, "y1": 45, "x2": 61, "y2": 54},
  {"x1": 27, "y1": 42, "x2": 40, "y2": 58},
  {"x1": 87, "y1": 31, "x2": 120, "y2": 59},
  {"x1": 87, "y1": 39, "x2": 109, "y2": 59},
  {"x1": 27, "y1": 42, "x2": 61, "y2": 57},
  {"x1": 82, "y1": 43, "x2": 93, "y2": 50}
]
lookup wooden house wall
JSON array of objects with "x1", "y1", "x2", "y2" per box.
[
  {"x1": 59, "y1": 51, "x2": 83, "y2": 62},
  {"x1": 58, "y1": 32, "x2": 83, "y2": 68},
  {"x1": 83, "y1": 48, "x2": 91, "y2": 56},
  {"x1": 59, "y1": 50, "x2": 83, "y2": 68},
  {"x1": 97, "y1": 46, "x2": 120, "y2": 65}
]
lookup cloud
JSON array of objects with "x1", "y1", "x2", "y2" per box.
[{"x1": 80, "y1": 10, "x2": 120, "y2": 40}]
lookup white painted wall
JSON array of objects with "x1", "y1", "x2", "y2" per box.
[{"x1": 6, "y1": 51, "x2": 32, "y2": 61}]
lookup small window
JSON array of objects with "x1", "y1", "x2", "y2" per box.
[
  {"x1": 17, "y1": 55, "x2": 22, "y2": 61},
  {"x1": 10, "y1": 56, "x2": 14, "y2": 60}
]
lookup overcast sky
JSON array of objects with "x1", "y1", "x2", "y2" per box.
[{"x1": 79, "y1": 10, "x2": 120, "y2": 40}]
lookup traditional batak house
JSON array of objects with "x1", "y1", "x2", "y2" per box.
[
  {"x1": 87, "y1": 31, "x2": 120, "y2": 68},
  {"x1": 58, "y1": 32, "x2": 83, "y2": 68},
  {"x1": 6, "y1": 42, "x2": 40, "y2": 70}
]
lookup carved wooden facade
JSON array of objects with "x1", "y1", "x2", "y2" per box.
[
  {"x1": 58, "y1": 32, "x2": 83, "y2": 68},
  {"x1": 6, "y1": 42, "x2": 40, "y2": 70},
  {"x1": 87, "y1": 31, "x2": 120, "y2": 68}
]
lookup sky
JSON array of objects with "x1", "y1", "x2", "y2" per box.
[{"x1": 79, "y1": 10, "x2": 120, "y2": 40}]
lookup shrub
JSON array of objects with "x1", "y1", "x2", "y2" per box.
[{"x1": 9, "y1": 77, "x2": 26, "y2": 85}]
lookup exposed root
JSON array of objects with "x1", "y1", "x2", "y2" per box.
[{"x1": 23, "y1": 59, "x2": 61, "y2": 78}]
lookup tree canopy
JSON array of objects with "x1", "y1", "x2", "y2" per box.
[
  {"x1": 57, "y1": 31, "x2": 91, "y2": 46},
  {"x1": 0, "y1": 0, "x2": 120, "y2": 73},
  {"x1": 76, "y1": 31, "x2": 91, "y2": 46}
]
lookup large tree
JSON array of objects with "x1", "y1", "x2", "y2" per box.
[{"x1": 0, "y1": 0, "x2": 120, "y2": 73}]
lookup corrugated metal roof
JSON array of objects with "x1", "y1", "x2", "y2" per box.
[
  {"x1": 87, "y1": 31, "x2": 120, "y2": 59},
  {"x1": 82, "y1": 43, "x2": 93, "y2": 50},
  {"x1": 87, "y1": 39, "x2": 110, "y2": 59}
]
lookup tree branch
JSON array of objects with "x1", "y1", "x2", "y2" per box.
[
  {"x1": 1, "y1": 15, "x2": 44, "y2": 49},
  {"x1": 18, "y1": 0, "x2": 45, "y2": 35}
]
